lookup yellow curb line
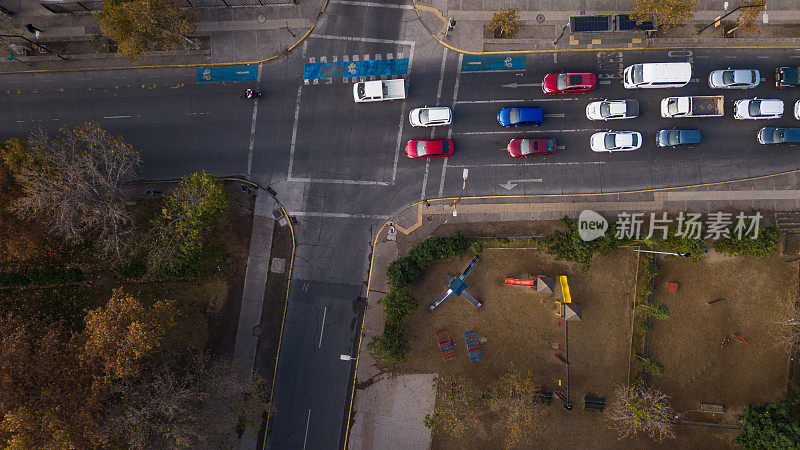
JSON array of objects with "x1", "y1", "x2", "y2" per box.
[
  {"x1": 0, "y1": 0, "x2": 330, "y2": 75},
  {"x1": 411, "y1": 0, "x2": 800, "y2": 54}
]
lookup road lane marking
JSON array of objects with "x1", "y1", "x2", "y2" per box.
[
  {"x1": 459, "y1": 128, "x2": 602, "y2": 135},
  {"x1": 501, "y1": 82, "x2": 541, "y2": 88},
  {"x1": 456, "y1": 98, "x2": 579, "y2": 104},
  {"x1": 447, "y1": 161, "x2": 605, "y2": 168},
  {"x1": 757, "y1": 56, "x2": 770, "y2": 59},
  {"x1": 288, "y1": 211, "x2": 390, "y2": 219},
  {"x1": 725, "y1": 56, "x2": 738, "y2": 59},
  {"x1": 330, "y1": 0, "x2": 414, "y2": 7},
  {"x1": 319, "y1": 306, "x2": 327, "y2": 348},
  {"x1": 310, "y1": 33, "x2": 414, "y2": 46},
  {"x1": 289, "y1": 177, "x2": 390, "y2": 186},
  {"x1": 303, "y1": 409, "x2": 311, "y2": 450},
  {"x1": 500, "y1": 178, "x2": 543, "y2": 190},
  {"x1": 423, "y1": 47, "x2": 449, "y2": 200},
  {"x1": 599, "y1": 80, "x2": 612, "y2": 84},
  {"x1": 543, "y1": 113, "x2": 565, "y2": 118},
  {"x1": 246, "y1": 63, "x2": 262, "y2": 178},
  {"x1": 287, "y1": 85, "x2": 303, "y2": 180},
  {"x1": 103, "y1": 115, "x2": 133, "y2": 119},
  {"x1": 440, "y1": 53, "x2": 463, "y2": 197}
]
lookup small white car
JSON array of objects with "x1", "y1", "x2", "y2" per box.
[
  {"x1": 795, "y1": 100, "x2": 800, "y2": 120},
  {"x1": 408, "y1": 106, "x2": 452, "y2": 127},
  {"x1": 585, "y1": 99, "x2": 640, "y2": 120},
  {"x1": 708, "y1": 68, "x2": 760, "y2": 89},
  {"x1": 733, "y1": 98, "x2": 784, "y2": 120},
  {"x1": 590, "y1": 131, "x2": 642, "y2": 152}
]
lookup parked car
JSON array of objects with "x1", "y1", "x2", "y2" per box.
[
  {"x1": 775, "y1": 66, "x2": 800, "y2": 88},
  {"x1": 497, "y1": 107, "x2": 543, "y2": 127},
  {"x1": 405, "y1": 139, "x2": 454, "y2": 158},
  {"x1": 590, "y1": 131, "x2": 642, "y2": 152},
  {"x1": 585, "y1": 99, "x2": 639, "y2": 120},
  {"x1": 757, "y1": 127, "x2": 800, "y2": 145},
  {"x1": 707, "y1": 68, "x2": 760, "y2": 89},
  {"x1": 542, "y1": 72, "x2": 596, "y2": 94},
  {"x1": 506, "y1": 137, "x2": 557, "y2": 157},
  {"x1": 408, "y1": 106, "x2": 452, "y2": 127},
  {"x1": 656, "y1": 129, "x2": 701, "y2": 147},
  {"x1": 733, "y1": 98, "x2": 784, "y2": 120},
  {"x1": 795, "y1": 100, "x2": 800, "y2": 120}
]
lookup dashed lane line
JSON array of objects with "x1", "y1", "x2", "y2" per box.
[
  {"x1": 456, "y1": 98, "x2": 579, "y2": 104},
  {"x1": 330, "y1": 0, "x2": 414, "y2": 8}
]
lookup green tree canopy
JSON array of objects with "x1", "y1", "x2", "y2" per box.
[{"x1": 735, "y1": 402, "x2": 800, "y2": 449}]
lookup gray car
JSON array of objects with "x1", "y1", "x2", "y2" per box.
[
  {"x1": 708, "y1": 68, "x2": 760, "y2": 89},
  {"x1": 757, "y1": 127, "x2": 800, "y2": 144},
  {"x1": 656, "y1": 129, "x2": 701, "y2": 148}
]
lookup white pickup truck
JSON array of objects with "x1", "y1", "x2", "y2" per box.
[
  {"x1": 660, "y1": 96, "x2": 724, "y2": 118},
  {"x1": 353, "y1": 79, "x2": 406, "y2": 103}
]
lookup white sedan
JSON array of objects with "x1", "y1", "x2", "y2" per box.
[
  {"x1": 708, "y1": 68, "x2": 760, "y2": 89},
  {"x1": 408, "y1": 106, "x2": 452, "y2": 127},
  {"x1": 590, "y1": 131, "x2": 642, "y2": 152},
  {"x1": 733, "y1": 98, "x2": 784, "y2": 120},
  {"x1": 585, "y1": 99, "x2": 640, "y2": 120}
]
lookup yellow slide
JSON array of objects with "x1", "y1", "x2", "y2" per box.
[{"x1": 559, "y1": 275, "x2": 571, "y2": 304}]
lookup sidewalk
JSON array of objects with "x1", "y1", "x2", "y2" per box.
[
  {"x1": 348, "y1": 170, "x2": 800, "y2": 449},
  {"x1": 414, "y1": 0, "x2": 800, "y2": 53},
  {"x1": 0, "y1": 0, "x2": 326, "y2": 71}
]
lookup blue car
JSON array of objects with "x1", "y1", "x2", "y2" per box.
[{"x1": 497, "y1": 107, "x2": 543, "y2": 127}]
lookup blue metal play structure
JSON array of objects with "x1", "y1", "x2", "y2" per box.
[{"x1": 429, "y1": 256, "x2": 482, "y2": 311}]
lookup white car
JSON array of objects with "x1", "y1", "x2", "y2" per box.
[
  {"x1": 708, "y1": 68, "x2": 760, "y2": 89},
  {"x1": 795, "y1": 100, "x2": 800, "y2": 120},
  {"x1": 733, "y1": 98, "x2": 784, "y2": 120},
  {"x1": 590, "y1": 131, "x2": 642, "y2": 152},
  {"x1": 408, "y1": 106, "x2": 452, "y2": 127},
  {"x1": 585, "y1": 99, "x2": 640, "y2": 120}
]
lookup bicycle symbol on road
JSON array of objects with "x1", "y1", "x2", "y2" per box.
[
  {"x1": 348, "y1": 62, "x2": 357, "y2": 75},
  {"x1": 201, "y1": 69, "x2": 211, "y2": 81},
  {"x1": 504, "y1": 57, "x2": 512, "y2": 68}
]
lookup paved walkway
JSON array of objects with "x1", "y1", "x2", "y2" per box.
[
  {"x1": 352, "y1": 171, "x2": 800, "y2": 449},
  {"x1": 414, "y1": 0, "x2": 800, "y2": 52}
]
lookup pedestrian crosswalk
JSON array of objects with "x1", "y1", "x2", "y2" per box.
[{"x1": 303, "y1": 53, "x2": 408, "y2": 85}]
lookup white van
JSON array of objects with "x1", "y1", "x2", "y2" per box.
[{"x1": 623, "y1": 62, "x2": 692, "y2": 89}]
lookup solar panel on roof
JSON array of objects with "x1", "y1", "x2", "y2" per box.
[
  {"x1": 570, "y1": 15, "x2": 613, "y2": 32},
  {"x1": 616, "y1": 14, "x2": 655, "y2": 31}
]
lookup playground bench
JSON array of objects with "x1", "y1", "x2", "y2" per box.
[
  {"x1": 436, "y1": 329, "x2": 455, "y2": 361},
  {"x1": 464, "y1": 330, "x2": 484, "y2": 362},
  {"x1": 700, "y1": 403, "x2": 724, "y2": 414},
  {"x1": 584, "y1": 395, "x2": 606, "y2": 412},
  {"x1": 536, "y1": 390, "x2": 553, "y2": 406}
]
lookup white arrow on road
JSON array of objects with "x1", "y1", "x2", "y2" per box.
[
  {"x1": 502, "y1": 82, "x2": 542, "y2": 88},
  {"x1": 499, "y1": 178, "x2": 543, "y2": 190}
]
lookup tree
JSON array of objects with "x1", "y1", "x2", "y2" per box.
[
  {"x1": 378, "y1": 285, "x2": 418, "y2": 323},
  {"x1": 713, "y1": 225, "x2": 778, "y2": 258},
  {"x1": 629, "y1": 0, "x2": 700, "y2": 30},
  {"x1": 543, "y1": 216, "x2": 627, "y2": 271},
  {"x1": 425, "y1": 375, "x2": 480, "y2": 437},
  {"x1": 81, "y1": 289, "x2": 177, "y2": 383},
  {"x1": 636, "y1": 355, "x2": 666, "y2": 375},
  {"x1": 641, "y1": 303, "x2": 670, "y2": 320},
  {"x1": 488, "y1": 364, "x2": 544, "y2": 448},
  {"x1": 488, "y1": 7, "x2": 522, "y2": 38},
  {"x1": 735, "y1": 402, "x2": 800, "y2": 449},
  {"x1": 736, "y1": 0, "x2": 765, "y2": 33},
  {"x1": 11, "y1": 123, "x2": 141, "y2": 258},
  {"x1": 608, "y1": 383, "x2": 675, "y2": 441},
  {"x1": 146, "y1": 172, "x2": 229, "y2": 276},
  {"x1": 386, "y1": 256, "x2": 420, "y2": 287},
  {"x1": 366, "y1": 321, "x2": 409, "y2": 368},
  {"x1": 658, "y1": 227, "x2": 707, "y2": 261},
  {"x1": 96, "y1": 0, "x2": 198, "y2": 61}
]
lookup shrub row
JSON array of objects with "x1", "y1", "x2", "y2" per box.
[
  {"x1": 0, "y1": 267, "x2": 84, "y2": 288},
  {"x1": 386, "y1": 233, "x2": 470, "y2": 287}
]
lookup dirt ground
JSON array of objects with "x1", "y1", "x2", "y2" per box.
[
  {"x1": 396, "y1": 247, "x2": 644, "y2": 448},
  {"x1": 648, "y1": 251, "x2": 797, "y2": 424}
]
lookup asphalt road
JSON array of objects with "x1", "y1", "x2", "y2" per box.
[{"x1": 3, "y1": 3, "x2": 800, "y2": 448}]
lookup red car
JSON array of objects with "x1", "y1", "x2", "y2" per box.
[
  {"x1": 507, "y1": 137, "x2": 556, "y2": 157},
  {"x1": 542, "y1": 72, "x2": 596, "y2": 94},
  {"x1": 405, "y1": 139, "x2": 454, "y2": 158}
]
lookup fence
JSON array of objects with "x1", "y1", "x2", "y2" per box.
[{"x1": 40, "y1": 0, "x2": 294, "y2": 13}]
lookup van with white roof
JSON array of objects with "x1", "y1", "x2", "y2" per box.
[{"x1": 623, "y1": 62, "x2": 692, "y2": 89}]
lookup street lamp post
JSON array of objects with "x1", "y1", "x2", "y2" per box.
[
  {"x1": 7, "y1": 52, "x2": 29, "y2": 66},
  {"x1": 553, "y1": 22, "x2": 570, "y2": 46},
  {"x1": 0, "y1": 34, "x2": 66, "y2": 60},
  {"x1": 696, "y1": 3, "x2": 765, "y2": 34},
  {"x1": 634, "y1": 248, "x2": 709, "y2": 258}
]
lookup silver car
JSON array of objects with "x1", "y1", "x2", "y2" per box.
[
  {"x1": 408, "y1": 106, "x2": 452, "y2": 127},
  {"x1": 708, "y1": 68, "x2": 760, "y2": 89}
]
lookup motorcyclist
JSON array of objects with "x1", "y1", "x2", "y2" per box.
[{"x1": 245, "y1": 88, "x2": 254, "y2": 99}]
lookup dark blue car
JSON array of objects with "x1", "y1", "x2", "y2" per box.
[
  {"x1": 758, "y1": 127, "x2": 800, "y2": 144},
  {"x1": 497, "y1": 107, "x2": 543, "y2": 127},
  {"x1": 656, "y1": 128, "x2": 701, "y2": 148}
]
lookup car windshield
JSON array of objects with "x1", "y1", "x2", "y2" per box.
[
  {"x1": 547, "y1": 140, "x2": 553, "y2": 152},
  {"x1": 600, "y1": 102, "x2": 611, "y2": 117},
  {"x1": 415, "y1": 141, "x2": 429, "y2": 156},
  {"x1": 667, "y1": 99, "x2": 679, "y2": 115},
  {"x1": 749, "y1": 101, "x2": 761, "y2": 116},
  {"x1": 604, "y1": 134, "x2": 616, "y2": 149},
  {"x1": 775, "y1": 129, "x2": 786, "y2": 143},
  {"x1": 520, "y1": 140, "x2": 531, "y2": 155},
  {"x1": 669, "y1": 130, "x2": 681, "y2": 145},
  {"x1": 722, "y1": 70, "x2": 735, "y2": 85},
  {"x1": 632, "y1": 65, "x2": 643, "y2": 84},
  {"x1": 419, "y1": 109, "x2": 429, "y2": 123},
  {"x1": 556, "y1": 74, "x2": 568, "y2": 90},
  {"x1": 630, "y1": 134, "x2": 639, "y2": 146},
  {"x1": 750, "y1": 70, "x2": 757, "y2": 84},
  {"x1": 440, "y1": 140, "x2": 449, "y2": 153},
  {"x1": 509, "y1": 108, "x2": 521, "y2": 124}
]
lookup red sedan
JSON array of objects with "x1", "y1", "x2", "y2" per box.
[
  {"x1": 405, "y1": 139, "x2": 454, "y2": 158},
  {"x1": 542, "y1": 72, "x2": 596, "y2": 94},
  {"x1": 507, "y1": 137, "x2": 556, "y2": 157}
]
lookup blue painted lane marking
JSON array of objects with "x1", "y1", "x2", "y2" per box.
[
  {"x1": 197, "y1": 64, "x2": 259, "y2": 83},
  {"x1": 461, "y1": 54, "x2": 526, "y2": 72},
  {"x1": 303, "y1": 58, "x2": 409, "y2": 80}
]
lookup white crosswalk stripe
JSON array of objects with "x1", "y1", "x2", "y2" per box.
[{"x1": 303, "y1": 53, "x2": 410, "y2": 83}]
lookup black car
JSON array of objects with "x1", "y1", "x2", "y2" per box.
[
  {"x1": 757, "y1": 127, "x2": 800, "y2": 144},
  {"x1": 776, "y1": 66, "x2": 800, "y2": 88},
  {"x1": 656, "y1": 129, "x2": 701, "y2": 148}
]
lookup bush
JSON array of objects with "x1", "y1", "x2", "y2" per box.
[
  {"x1": 387, "y1": 232, "x2": 471, "y2": 287},
  {"x1": 386, "y1": 257, "x2": 420, "y2": 287},
  {"x1": 641, "y1": 303, "x2": 670, "y2": 320},
  {"x1": 638, "y1": 356, "x2": 665, "y2": 376},
  {"x1": 379, "y1": 285, "x2": 418, "y2": 323},
  {"x1": 0, "y1": 272, "x2": 30, "y2": 287},
  {"x1": 736, "y1": 402, "x2": 800, "y2": 449},
  {"x1": 470, "y1": 241, "x2": 484, "y2": 256},
  {"x1": 114, "y1": 257, "x2": 147, "y2": 279},
  {"x1": 714, "y1": 225, "x2": 779, "y2": 258},
  {"x1": 659, "y1": 228, "x2": 707, "y2": 261},
  {"x1": 544, "y1": 216, "x2": 627, "y2": 271},
  {"x1": 26, "y1": 267, "x2": 84, "y2": 285},
  {"x1": 366, "y1": 321, "x2": 409, "y2": 368}
]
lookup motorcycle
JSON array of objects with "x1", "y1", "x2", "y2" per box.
[{"x1": 241, "y1": 89, "x2": 263, "y2": 99}]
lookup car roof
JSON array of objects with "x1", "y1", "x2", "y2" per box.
[
  {"x1": 426, "y1": 107, "x2": 451, "y2": 121},
  {"x1": 731, "y1": 70, "x2": 753, "y2": 83},
  {"x1": 608, "y1": 101, "x2": 627, "y2": 115},
  {"x1": 677, "y1": 129, "x2": 701, "y2": 142},
  {"x1": 759, "y1": 100, "x2": 784, "y2": 114},
  {"x1": 517, "y1": 107, "x2": 543, "y2": 122},
  {"x1": 784, "y1": 128, "x2": 800, "y2": 141},
  {"x1": 641, "y1": 62, "x2": 692, "y2": 83},
  {"x1": 613, "y1": 132, "x2": 635, "y2": 147}
]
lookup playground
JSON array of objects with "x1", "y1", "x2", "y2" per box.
[{"x1": 647, "y1": 250, "x2": 796, "y2": 424}]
